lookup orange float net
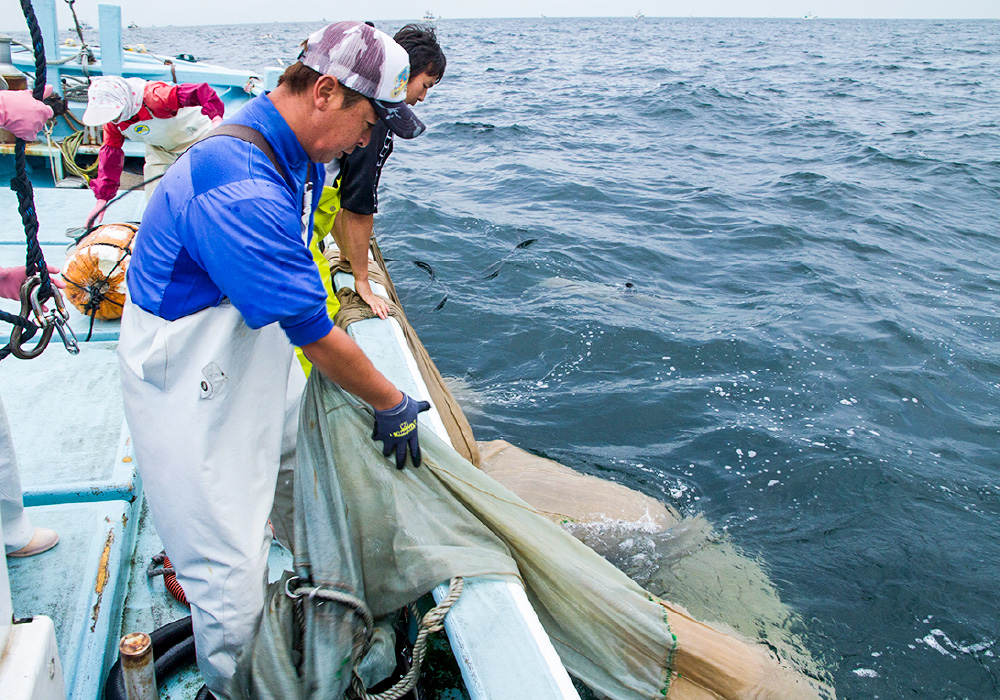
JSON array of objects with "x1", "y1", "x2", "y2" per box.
[{"x1": 61, "y1": 223, "x2": 137, "y2": 327}]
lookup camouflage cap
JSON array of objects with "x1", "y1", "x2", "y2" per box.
[{"x1": 301, "y1": 21, "x2": 425, "y2": 139}]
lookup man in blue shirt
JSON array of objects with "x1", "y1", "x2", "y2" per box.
[{"x1": 118, "y1": 22, "x2": 430, "y2": 697}]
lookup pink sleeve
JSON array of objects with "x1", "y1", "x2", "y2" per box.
[
  {"x1": 176, "y1": 83, "x2": 225, "y2": 121},
  {"x1": 0, "y1": 90, "x2": 53, "y2": 141},
  {"x1": 144, "y1": 81, "x2": 180, "y2": 118},
  {"x1": 89, "y1": 123, "x2": 125, "y2": 200}
]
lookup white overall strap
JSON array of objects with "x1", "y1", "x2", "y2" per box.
[{"x1": 122, "y1": 107, "x2": 209, "y2": 148}]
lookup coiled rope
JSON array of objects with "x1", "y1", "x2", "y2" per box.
[{"x1": 349, "y1": 577, "x2": 465, "y2": 700}]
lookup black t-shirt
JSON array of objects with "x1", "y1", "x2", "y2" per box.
[{"x1": 336, "y1": 121, "x2": 394, "y2": 216}]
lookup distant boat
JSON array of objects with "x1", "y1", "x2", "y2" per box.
[
  {"x1": 127, "y1": 22, "x2": 139, "y2": 29},
  {"x1": 635, "y1": 11, "x2": 645, "y2": 19},
  {"x1": 423, "y1": 10, "x2": 437, "y2": 23},
  {"x1": 78, "y1": 21, "x2": 92, "y2": 30},
  {"x1": 803, "y1": 12, "x2": 817, "y2": 19}
]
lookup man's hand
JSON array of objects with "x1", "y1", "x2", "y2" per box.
[
  {"x1": 372, "y1": 393, "x2": 431, "y2": 469},
  {"x1": 87, "y1": 199, "x2": 109, "y2": 228},
  {"x1": 0, "y1": 264, "x2": 66, "y2": 302},
  {"x1": 0, "y1": 87, "x2": 54, "y2": 141},
  {"x1": 355, "y1": 277, "x2": 390, "y2": 320}
]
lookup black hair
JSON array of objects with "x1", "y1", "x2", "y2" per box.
[
  {"x1": 277, "y1": 62, "x2": 367, "y2": 108},
  {"x1": 393, "y1": 24, "x2": 447, "y2": 81}
]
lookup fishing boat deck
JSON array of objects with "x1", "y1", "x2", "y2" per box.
[{"x1": 0, "y1": 186, "x2": 181, "y2": 698}]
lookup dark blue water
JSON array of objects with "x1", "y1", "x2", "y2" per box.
[{"x1": 53, "y1": 16, "x2": 1000, "y2": 698}]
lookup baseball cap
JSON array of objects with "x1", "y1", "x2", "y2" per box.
[{"x1": 300, "y1": 21, "x2": 425, "y2": 139}]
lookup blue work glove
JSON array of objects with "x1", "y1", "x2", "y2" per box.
[{"x1": 372, "y1": 393, "x2": 431, "y2": 469}]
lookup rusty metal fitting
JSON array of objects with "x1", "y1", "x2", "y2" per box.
[{"x1": 119, "y1": 632, "x2": 156, "y2": 700}]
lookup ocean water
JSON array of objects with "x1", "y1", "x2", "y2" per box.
[{"x1": 37, "y1": 15, "x2": 1000, "y2": 698}]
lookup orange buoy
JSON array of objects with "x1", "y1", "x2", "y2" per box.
[{"x1": 61, "y1": 223, "x2": 137, "y2": 322}]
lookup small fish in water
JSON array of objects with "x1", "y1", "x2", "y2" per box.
[
  {"x1": 481, "y1": 237, "x2": 542, "y2": 280},
  {"x1": 412, "y1": 260, "x2": 435, "y2": 280}
]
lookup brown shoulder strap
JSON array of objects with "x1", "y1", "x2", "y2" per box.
[{"x1": 204, "y1": 124, "x2": 292, "y2": 188}]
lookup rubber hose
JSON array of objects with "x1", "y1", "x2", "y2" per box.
[
  {"x1": 103, "y1": 616, "x2": 196, "y2": 699},
  {"x1": 163, "y1": 554, "x2": 189, "y2": 607}
]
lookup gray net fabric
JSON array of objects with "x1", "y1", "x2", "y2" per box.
[{"x1": 233, "y1": 373, "x2": 832, "y2": 699}]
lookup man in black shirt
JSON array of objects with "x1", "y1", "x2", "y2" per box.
[{"x1": 330, "y1": 24, "x2": 447, "y2": 318}]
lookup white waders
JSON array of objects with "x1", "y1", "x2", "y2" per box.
[
  {"x1": 120, "y1": 106, "x2": 213, "y2": 199},
  {"x1": 0, "y1": 394, "x2": 34, "y2": 553},
  {"x1": 118, "y1": 299, "x2": 304, "y2": 697}
]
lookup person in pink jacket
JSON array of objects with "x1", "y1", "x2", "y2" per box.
[
  {"x1": 83, "y1": 75, "x2": 224, "y2": 225},
  {"x1": 0, "y1": 83, "x2": 53, "y2": 139}
]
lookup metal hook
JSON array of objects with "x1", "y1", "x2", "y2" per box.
[
  {"x1": 9, "y1": 276, "x2": 53, "y2": 360},
  {"x1": 29, "y1": 280, "x2": 78, "y2": 355},
  {"x1": 284, "y1": 575, "x2": 303, "y2": 599}
]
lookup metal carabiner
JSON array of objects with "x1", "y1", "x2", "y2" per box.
[
  {"x1": 35, "y1": 283, "x2": 79, "y2": 355},
  {"x1": 9, "y1": 276, "x2": 54, "y2": 360}
]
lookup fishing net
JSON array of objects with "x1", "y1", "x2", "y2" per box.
[
  {"x1": 232, "y1": 241, "x2": 833, "y2": 699},
  {"x1": 476, "y1": 440, "x2": 831, "y2": 685},
  {"x1": 234, "y1": 372, "x2": 831, "y2": 699}
]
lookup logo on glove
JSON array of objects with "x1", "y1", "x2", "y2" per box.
[{"x1": 391, "y1": 420, "x2": 417, "y2": 438}]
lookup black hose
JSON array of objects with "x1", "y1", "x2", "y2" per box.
[{"x1": 103, "y1": 616, "x2": 197, "y2": 699}]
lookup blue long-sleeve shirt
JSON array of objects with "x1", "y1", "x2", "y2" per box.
[{"x1": 127, "y1": 94, "x2": 331, "y2": 347}]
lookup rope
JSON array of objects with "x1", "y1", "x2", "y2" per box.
[
  {"x1": 349, "y1": 577, "x2": 464, "y2": 700},
  {"x1": 57, "y1": 129, "x2": 98, "y2": 181},
  {"x1": 64, "y1": 0, "x2": 95, "y2": 65},
  {"x1": 20, "y1": 0, "x2": 45, "y2": 99},
  {"x1": 285, "y1": 576, "x2": 376, "y2": 637},
  {"x1": 12, "y1": 0, "x2": 50, "y2": 296},
  {"x1": 1, "y1": 0, "x2": 79, "y2": 362},
  {"x1": 80, "y1": 173, "x2": 163, "y2": 238},
  {"x1": 41, "y1": 44, "x2": 87, "y2": 66},
  {"x1": 8, "y1": 38, "x2": 83, "y2": 66},
  {"x1": 0, "y1": 311, "x2": 37, "y2": 360},
  {"x1": 60, "y1": 75, "x2": 91, "y2": 103}
]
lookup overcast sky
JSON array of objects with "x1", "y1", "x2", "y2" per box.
[{"x1": 2, "y1": 1, "x2": 996, "y2": 32}]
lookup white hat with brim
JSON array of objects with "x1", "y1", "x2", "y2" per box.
[
  {"x1": 82, "y1": 103, "x2": 124, "y2": 127},
  {"x1": 300, "y1": 21, "x2": 426, "y2": 139}
]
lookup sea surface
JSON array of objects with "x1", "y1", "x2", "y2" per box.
[{"x1": 30, "y1": 15, "x2": 1000, "y2": 698}]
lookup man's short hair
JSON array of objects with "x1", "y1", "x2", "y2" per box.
[
  {"x1": 393, "y1": 24, "x2": 447, "y2": 80},
  {"x1": 277, "y1": 61, "x2": 368, "y2": 108}
]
